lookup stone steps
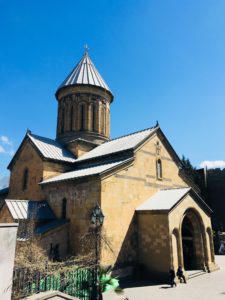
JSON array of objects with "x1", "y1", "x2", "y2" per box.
[{"x1": 186, "y1": 270, "x2": 206, "y2": 279}]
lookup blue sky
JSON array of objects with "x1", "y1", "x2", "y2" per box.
[{"x1": 0, "y1": 0, "x2": 225, "y2": 179}]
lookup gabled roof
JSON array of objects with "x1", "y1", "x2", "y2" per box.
[
  {"x1": 136, "y1": 188, "x2": 191, "y2": 211},
  {"x1": 25, "y1": 291, "x2": 79, "y2": 300},
  {"x1": 76, "y1": 127, "x2": 157, "y2": 163},
  {"x1": 136, "y1": 187, "x2": 212, "y2": 214},
  {"x1": 5, "y1": 200, "x2": 55, "y2": 220},
  {"x1": 8, "y1": 131, "x2": 76, "y2": 169},
  {"x1": 40, "y1": 158, "x2": 133, "y2": 185},
  {"x1": 28, "y1": 133, "x2": 76, "y2": 162},
  {"x1": 56, "y1": 51, "x2": 112, "y2": 96}
]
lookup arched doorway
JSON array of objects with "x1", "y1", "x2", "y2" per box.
[
  {"x1": 181, "y1": 210, "x2": 205, "y2": 270},
  {"x1": 182, "y1": 216, "x2": 195, "y2": 269}
]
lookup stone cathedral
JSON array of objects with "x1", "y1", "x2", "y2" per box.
[{"x1": 0, "y1": 50, "x2": 218, "y2": 279}]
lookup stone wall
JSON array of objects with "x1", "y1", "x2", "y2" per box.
[
  {"x1": 38, "y1": 223, "x2": 69, "y2": 258},
  {"x1": 66, "y1": 140, "x2": 96, "y2": 158},
  {"x1": 137, "y1": 212, "x2": 170, "y2": 278},
  {"x1": 8, "y1": 140, "x2": 44, "y2": 200},
  {"x1": 100, "y1": 133, "x2": 187, "y2": 267},
  {"x1": 0, "y1": 205, "x2": 14, "y2": 223},
  {"x1": 43, "y1": 177, "x2": 101, "y2": 256},
  {"x1": 43, "y1": 161, "x2": 72, "y2": 181},
  {"x1": 7, "y1": 139, "x2": 72, "y2": 201}
]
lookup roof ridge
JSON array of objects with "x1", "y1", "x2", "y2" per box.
[
  {"x1": 75, "y1": 125, "x2": 160, "y2": 163},
  {"x1": 28, "y1": 133, "x2": 59, "y2": 144},
  {"x1": 108, "y1": 125, "x2": 157, "y2": 143}
]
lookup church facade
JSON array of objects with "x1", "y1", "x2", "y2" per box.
[{"x1": 0, "y1": 51, "x2": 218, "y2": 279}]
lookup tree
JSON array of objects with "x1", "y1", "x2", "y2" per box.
[{"x1": 181, "y1": 155, "x2": 198, "y2": 182}]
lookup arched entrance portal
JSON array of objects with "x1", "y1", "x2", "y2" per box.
[
  {"x1": 181, "y1": 210, "x2": 205, "y2": 270},
  {"x1": 182, "y1": 217, "x2": 196, "y2": 269}
]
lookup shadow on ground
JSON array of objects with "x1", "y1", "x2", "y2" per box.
[{"x1": 119, "y1": 278, "x2": 166, "y2": 289}]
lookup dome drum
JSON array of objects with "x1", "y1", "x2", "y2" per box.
[
  {"x1": 56, "y1": 84, "x2": 113, "y2": 103},
  {"x1": 56, "y1": 91, "x2": 110, "y2": 144}
]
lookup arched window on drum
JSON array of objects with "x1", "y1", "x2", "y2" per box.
[
  {"x1": 80, "y1": 104, "x2": 85, "y2": 130},
  {"x1": 61, "y1": 107, "x2": 65, "y2": 133},
  {"x1": 70, "y1": 105, "x2": 74, "y2": 131},
  {"x1": 101, "y1": 106, "x2": 106, "y2": 135},
  {"x1": 91, "y1": 104, "x2": 96, "y2": 132},
  {"x1": 62, "y1": 198, "x2": 67, "y2": 219}
]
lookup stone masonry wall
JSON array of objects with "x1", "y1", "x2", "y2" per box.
[
  {"x1": 38, "y1": 224, "x2": 69, "y2": 258},
  {"x1": 0, "y1": 206, "x2": 14, "y2": 223},
  {"x1": 101, "y1": 132, "x2": 187, "y2": 267},
  {"x1": 8, "y1": 140, "x2": 72, "y2": 201},
  {"x1": 8, "y1": 141, "x2": 44, "y2": 200},
  {"x1": 43, "y1": 161, "x2": 72, "y2": 181},
  {"x1": 66, "y1": 141, "x2": 95, "y2": 158},
  {"x1": 137, "y1": 213, "x2": 170, "y2": 277},
  {"x1": 42, "y1": 177, "x2": 101, "y2": 256}
]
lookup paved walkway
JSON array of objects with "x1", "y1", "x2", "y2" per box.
[{"x1": 104, "y1": 256, "x2": 225, "y2": 300}]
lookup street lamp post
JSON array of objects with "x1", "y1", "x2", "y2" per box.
[{"x1": 91, "y1": 204, "x2": 104, "y2": 300}]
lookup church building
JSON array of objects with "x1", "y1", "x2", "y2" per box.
[{"x1": 0, "y1": 50, "x2": 218, "y2": 279}]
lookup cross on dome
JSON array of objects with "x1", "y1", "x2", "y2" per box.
[{"x1": 84, "y1": 44, "x2": 89, "y2": 53}]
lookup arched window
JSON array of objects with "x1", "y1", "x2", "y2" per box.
[
  {"x1": 91, "y1": 105, "x2": 95, "y2": 131},
  {"x1": 61, "y1": 107, "x2": 65, "y2": 133},
  {"x1": 101, "y1": 106, "x2": 105, "y2": 135},
  {"x1": 80, "y1": 104, "x2": 85, "y2": 130},
  {"x1": 62, "y1": 198, "x2": 67, "y2": 219},
  {"x1": 57, "y1": 105, "x2": 61, "y2": 135},
  {"x1": 22, "y1": 168, "x2": 29, "y2": 191},
  {"x1": 156, "y1": 159, "x2": 162, "y2": 179},
  {"x1": 70, "y1": 105, "x2": 73, "y2": 131}
]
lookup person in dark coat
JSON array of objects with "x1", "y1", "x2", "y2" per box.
[
  {"x1": 169, "y1": 268, "x2": 177, "y2": 287},
  {"x1": 176, "y1": 266, "x2": 187, "y2": 283}
]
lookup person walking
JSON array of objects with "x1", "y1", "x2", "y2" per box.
[
  {"x1": 176, "y1": 266, "x2": 186, "y2": 283},
  {"x1": 169, "y1": 268, "x2": 177, "y2": 287}
]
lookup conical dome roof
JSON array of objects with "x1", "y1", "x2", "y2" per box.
[{"x1": 56, "y1": 51, "x2": 112, "y2": 97}]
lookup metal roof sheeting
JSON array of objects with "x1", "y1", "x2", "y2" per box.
[
  {"x1": 28, "y1": 133, "x2": 76, "y2": 163},
  {"x1": 136, "y1": 188, "x2": 191, "y2": 211},
  {"x1": 76, "y1": 127, "x2": 156, "y2": 163},
  {"x1": 5, "y1": 200, "x2": 55, "y2": 220},
  {"x1": 57, "y1": 52, "x2": 112, "y2": 94},
  {"x1": 35, "y1": 219, "x2": 68, "y2": 235},
  {"x1": 41, "y1": 159, "x2": 132, "y2": 185}
]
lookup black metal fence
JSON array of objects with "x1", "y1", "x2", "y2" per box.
[{"x1": 12, "y1": 266, "x2": 96, "y2": 300}]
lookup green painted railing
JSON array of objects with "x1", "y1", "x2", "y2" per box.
[{"x1": 12, "y1": 267, "x2": 96, "y2": 300}]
